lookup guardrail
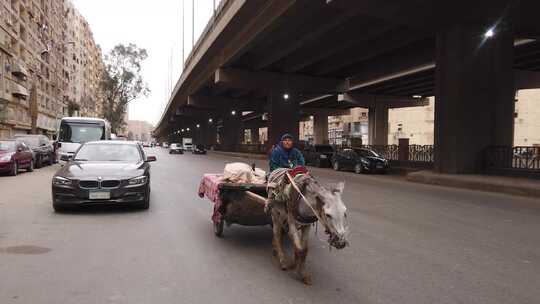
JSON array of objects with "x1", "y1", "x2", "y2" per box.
[{"x1": 485, "y1": 146, "x2": 540, "y2": 177}]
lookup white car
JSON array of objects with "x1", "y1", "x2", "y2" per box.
[{"x1": 169, "y1": 143, "x2": 183, "y2": 154}]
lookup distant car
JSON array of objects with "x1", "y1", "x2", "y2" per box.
[
  {"x1": 303, "y1": 144, "x2": 334, "y2": 167},
  {"x1": 162, "y1": 142, "x2": 169, "y2": 148},
  {"x1": 169, "y1": 143, "x2": 183, "y2": 154},
  {"x1": 14, "y1": 134, "x2": 55, "y2": 168},
  {"x1": 51, "y1": 141, "x2": 156, "y2": 211},
  {"x1": 192, "y1": 144, "x2": 207, "y2": 155},
  {"x1": 332, "y1": 148, "x2": 389, "y2": 174},
  {"x1": 142, "y1": 142, "x2": 151, "y2": 147},
  {"x1": 0, "y1": 139, "x2": 34, "y2": 175}
]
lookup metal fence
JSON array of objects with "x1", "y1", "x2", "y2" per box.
[
  {"x1": 360, "y1": 144, "x2": 434, "y2": 163},
  {"x1": 485, "y1": 146, "x2": 540, "y2": 172}
]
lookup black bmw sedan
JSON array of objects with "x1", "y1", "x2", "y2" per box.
[
  {"x1": 51, "y1": 141, "x2": 156, "y2": 212},
  {"x1": 332, "y1": 148, "x2": 389, "y2": 174}
]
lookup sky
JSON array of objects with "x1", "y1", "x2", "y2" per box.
[{"x1": 72, "y1": 0, "x2": 217, "y2": 126}]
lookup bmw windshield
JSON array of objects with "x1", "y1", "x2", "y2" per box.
[{"x1": 74, "y1": 144, "x2": 142, "y2": 162}]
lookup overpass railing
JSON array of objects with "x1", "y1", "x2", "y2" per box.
[{"x1": 485, "y1": 146, "x2": 540, "y2": 178}]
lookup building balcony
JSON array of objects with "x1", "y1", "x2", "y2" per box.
[{"x1": 11, "y1": 82, "x2": 29, "y2": 100}]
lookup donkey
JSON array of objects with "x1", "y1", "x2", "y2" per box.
[{"x1": 267, "y1": 169, "x2": 348, "y2": 285}]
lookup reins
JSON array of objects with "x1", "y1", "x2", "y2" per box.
[{"x1": 285, "y1": 172, "x2": 324, "y2": 224}]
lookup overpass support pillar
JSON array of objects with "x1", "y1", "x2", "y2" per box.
[
  {"x1": 221, "y1": 114, "x2": 241, "y2": 151},
  {"x1": 251, "y1": 128, "x2": 260, "y2": 144},
  {"x1": 268, "y1": 94, "x2": 300, "y2": 148},
  {"x1": 435, "y1": 23, "x2": 514, "y2": 174},
  {"x1": 198, "y1": 123, "x2": 217, "y2": 146},
  {"x1": 368, "y1": 105, "x2": 388, "y2": 145},
  {"x1": 313, "y1": 113, "x2": 329, "y2": 145}
]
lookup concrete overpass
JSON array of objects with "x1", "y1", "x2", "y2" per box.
[{"x1": 154, "y1": 0, "x2": 540, "y2": 174}]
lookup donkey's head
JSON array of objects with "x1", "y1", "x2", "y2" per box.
[{"x1": 304, "y1": 179, "x2": 349, "y2": 249}]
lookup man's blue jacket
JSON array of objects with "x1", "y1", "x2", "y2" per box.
[{"x1": 269, "y1": 144, "x2": 305, "y2": 172}]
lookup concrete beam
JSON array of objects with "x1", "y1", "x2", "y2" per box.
[
  {"x1": 313, "y1": 29, "x2": 430, "y2": 75},
  {"x1": 338, "y1": 93, "x2": 429, "y2": 108},
  {"x1": 301, "y1": 108, "x2": 351, "y2": 117},
  {"x1": 515, "y1": 69, "x2": 540, "y2": 89},
  {"x1": 214, "y1": 68, "x2": 346, "y2": 94},
  {"x1": 187, "y1": 95, "x2": 262, "y2": 111}
]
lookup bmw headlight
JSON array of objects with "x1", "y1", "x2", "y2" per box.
[
  {"x1": 128, "y1": 176, "x2": 147, "y2": 186},
  {"x1": 53, "y1": 176, "x2": 72, "y2": 186},
  {"x1": 0, "y1": 154, "x2": 12, "y2": 161}
]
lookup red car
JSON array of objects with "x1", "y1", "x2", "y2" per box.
[{"x1": 0, "y1": 139, "x2": 34, "y2": 176}]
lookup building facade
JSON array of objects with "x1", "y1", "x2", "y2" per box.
[
  {"x1": 0, "y1": 0, "x2": 104, "y2": 139},
  {"x1": 126, "y1": 120, "x2": 154, "y2": 142}
]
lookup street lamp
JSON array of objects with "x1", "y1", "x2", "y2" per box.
[{"x1": 484, "y1": 27, "x2": 495, "y2": 38}]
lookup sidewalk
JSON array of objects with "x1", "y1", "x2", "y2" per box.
[{"x1": 407, "y1": 170, "x2": 540, "y2": 198}]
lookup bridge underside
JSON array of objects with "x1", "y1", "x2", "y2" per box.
[{"x1": 155, "y1": 0, "x2": 540, "y2": 174}]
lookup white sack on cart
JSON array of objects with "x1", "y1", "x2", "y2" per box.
[{"x1": 221, "y1": 162, "x2": 266, "y2": 184}]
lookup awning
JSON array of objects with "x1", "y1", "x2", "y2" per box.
[{"x1": 11, "y1": 82, "x2": 29, "y2": 99}]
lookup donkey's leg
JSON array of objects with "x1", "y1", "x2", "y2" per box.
[
  {"x1": 271, "y1": 212, "x2": 288, "y2": 270},
  {"x1": 296, "y1": 225, "x2": 312, "y2": 285},
  {"x1": 287, "y1": 216, "x2": 312, "y2": 284}
]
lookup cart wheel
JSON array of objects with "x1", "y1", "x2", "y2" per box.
[{"x1": 213, "y1": 219, "x2": 224, "y2": 237}]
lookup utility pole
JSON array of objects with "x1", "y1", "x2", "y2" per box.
[
  {"x1": 181, "y1": 0, "x2": 185, "y2": 69},
  {"x1": 192, "y1": 0, "x2": 195, "y2": 47}
]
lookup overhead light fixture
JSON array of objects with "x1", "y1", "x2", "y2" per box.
[
  {"x1": 484, "y1": 28, "x2": 495, "y2": 38},
  {"x1": 186, "y1": 127, "x2": 190, "y2": 131},
  {"x1": 412, "y1": 95, "x2": 422, "y2": 98},
  {"x1": 208, "y1": 118, "x2": 213, "y2": 123},
  {"x1": 196, "y1": 124, "x2": 200, "y2": 128},
  {"x1": 283, "y1": 93, "x2": 289, "y2": 100},
  {"x1": 181, "y1": 129, "x2": 185, "y2": 132},
  {"x1": 231, "y1": 110, "x2": 236, "y2": 115}
]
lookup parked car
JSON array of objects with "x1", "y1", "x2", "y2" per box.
[
  {"x1": 303, "y1": 144, "x2": 335, "y2": 167},
  {"x1": 162, "y1": 142, "x2": 169, "y2": 148},
  {"x1": 169, "y1": 143, "x2": 183, "y2": 154},
  {"x1": 51, "y1": 141, "x2": 156, "y2": 211},
  {"x1": 192, "y1": 144, "x2": 207, "y2": 155},
  {"x1": 0, "y1": 139, "x2": 34, "y2": 175},
  {"x1": 332, "y1": 148, "x2": 389, "y2": 174},
  {"x1": 14, "y1": 134, "x2": 55, "y2": 168}
]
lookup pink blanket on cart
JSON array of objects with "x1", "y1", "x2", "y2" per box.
[{"x1": 198, "y1": 174, "x2": 224, "y2": 222}]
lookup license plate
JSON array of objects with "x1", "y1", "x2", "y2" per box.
[
  {"x1": 89, "y1": 191, "x2": 110, "y2": 200},
  {"x1": 376, "y1": 164, "x2": 383, "y2": 169}
]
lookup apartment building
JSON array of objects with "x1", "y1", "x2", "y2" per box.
[
  {"x1": 126, "y1": 120, "x2": 154, "y2": 142},
  {"x1": 0, "y1": 0, "x2": 104, "y2": 139}
]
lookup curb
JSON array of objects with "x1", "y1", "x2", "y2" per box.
[{"x1": 406, "y1": 170, "x2": 540, "y2": 199}]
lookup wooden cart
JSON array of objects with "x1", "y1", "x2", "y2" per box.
[{"x1": 198, "y1": 174, "x2": 270, "y2": 237}]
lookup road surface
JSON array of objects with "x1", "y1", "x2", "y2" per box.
[{"x1": 1, "y1": 148, "x2": 539, "y2": 304}]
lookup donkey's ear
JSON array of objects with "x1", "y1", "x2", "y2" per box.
[{"x1": 332, "y1": 182, "x2": 345, "y2": 194}]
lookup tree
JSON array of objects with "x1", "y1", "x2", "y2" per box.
[{"x1": 100, "y1": 43, "x2": 149, "y2": 133}]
